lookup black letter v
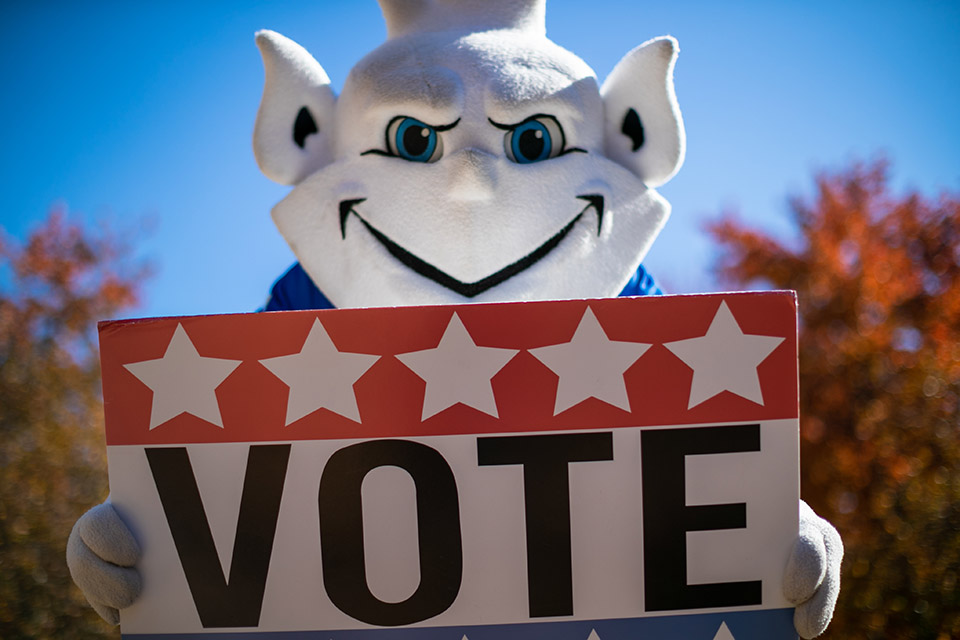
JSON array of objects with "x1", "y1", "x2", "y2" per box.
[{"x1": 146, "y1": 445, "x2": 291, "y2": 627}]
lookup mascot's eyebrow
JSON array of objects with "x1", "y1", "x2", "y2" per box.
[{"x1": 361, "y1": 117, "x2": 461, "y2": 157}]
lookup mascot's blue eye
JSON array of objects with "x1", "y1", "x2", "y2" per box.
[
  {"x1": 504, "y1": 116, "x2": 564, "y2": 164},
  {"x1": 387, "y1": 117, "x2": 443, "y2": 162}
]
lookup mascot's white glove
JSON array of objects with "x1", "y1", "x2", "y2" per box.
[
  {"x1": 785, "y1": 500, "x2": 844, "y2": 638},
  {"x1": 66, "y1": 501, "x2": 141, "y2": 625}
]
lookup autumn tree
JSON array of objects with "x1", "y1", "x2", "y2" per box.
[
  {"x1": 0, "y1": 210, "x2": 146, "y2": 639},
  {"x1": 709, "y1": 160, "x2": 960, "y2": 639}
]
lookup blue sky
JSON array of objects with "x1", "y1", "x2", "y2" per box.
[{"x1": 2, "y1": 1, "x2": 958, "y2": 319}]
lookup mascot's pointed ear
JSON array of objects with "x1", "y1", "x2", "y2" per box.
[
  {"x1": 601, "y1": 36, "x2": 685, "y2": 187},
  {"x1": 253, "y1": 30, "x2": 336, "y2": 185}
]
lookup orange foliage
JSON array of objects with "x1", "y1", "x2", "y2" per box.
[
  {"x1": 709, "y1": 160, "x2": 960, "y2": 639},
  {"x1": 0, "y1": 209, "x2": 146, "y2": 639}
]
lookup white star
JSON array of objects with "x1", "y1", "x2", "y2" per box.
[
  {"x1": 260, "y1": 319, "x2": 380, "y2": 424},
  {"x1": 586, "y1": 630, "x2": 602, "y2": 640},
  {"x1": 529, "y1": 307, "x2": 651, "y2": 415},
  {"x1": 124, "y1": 324, "x2": 242, "y2": 430},
  {"x1": 664, "y1": 301, "x2": 785, "y2": 409},
  {"x1": 396, "y1": 313, "x2": 519, "y2": 420},
  {"x1": 712, "y1": 621, "x2": 736, "y2": 640}
]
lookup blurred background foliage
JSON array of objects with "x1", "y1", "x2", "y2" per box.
[
  {"x1": 711, "y1": 159, "x2": 960, "y2": 639},
  {"x1": 0, "y1": 211, "x2": 144, "y2": 639},
  {"x1": 1, "y1": 159, "x2": 958, "y2": 638}
]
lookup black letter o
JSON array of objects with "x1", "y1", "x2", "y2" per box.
[{"x1": 318, "y1": 440, "x2": 462, "y2": 626}]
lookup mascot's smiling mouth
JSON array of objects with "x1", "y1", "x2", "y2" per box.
[{"x1": 339, "y1": 195, "x2": 605, "y2": 298}]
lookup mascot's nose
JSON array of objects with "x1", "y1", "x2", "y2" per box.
[{"x1": 446, "y1": 148, "x2": 497, "y2": 202}]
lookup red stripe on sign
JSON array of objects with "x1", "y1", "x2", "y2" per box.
[{"x1": 99, "y1": 292, "x2": 798, "y2": 446}]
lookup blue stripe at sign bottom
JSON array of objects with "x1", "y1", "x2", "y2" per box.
[{"x1": 123, "y1": 608, "x2": 796, "y2": 640}]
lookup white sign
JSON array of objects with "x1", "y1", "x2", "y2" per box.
[{"x1": 100, "y1": 293, "x2": 800, "y2": 639}]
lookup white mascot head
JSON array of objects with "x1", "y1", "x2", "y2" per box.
[{"x1": 253, "y1": 0, "x2": 685, "y2": 308}]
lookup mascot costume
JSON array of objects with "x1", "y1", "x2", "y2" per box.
[{"x1": 67, "y1": 1, "x2": 843, "y2": 637}]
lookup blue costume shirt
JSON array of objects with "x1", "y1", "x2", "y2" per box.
[{"x1": 264, "y1": 263, "x2": 662, "y2": 312}]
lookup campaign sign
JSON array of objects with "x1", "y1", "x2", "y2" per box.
[{"x1": 100, "y1": 292, "x2": 800, "y2": 640}]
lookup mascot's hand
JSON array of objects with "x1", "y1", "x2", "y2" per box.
[
  {"x1": 784, "y1": 500, "x2": 843, "y2": 638},
  {"x1": 66, "y1": 501, "x2": 142, "y2": 625}
]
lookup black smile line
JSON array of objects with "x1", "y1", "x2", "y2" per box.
[{"x1": 338, "y1": 195, "x2": 605, "y2": 298}]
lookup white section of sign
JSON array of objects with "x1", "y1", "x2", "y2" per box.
[
  {"x1": 109, "y1": 421, "x2": 798, "y2": 634},
  {"x1": 109, "y1": 446, "x2": 205, "y2": 631},
  {"x1": 362, "y1": 466, "x2": 421, "y2": 602},
  {"x1": 187, "y1": 445, "x2": 249, "y2": 579},
  {"x1": 260, "y1": 319, "x2": 380, "y2": 424},
  {"x1": 396, "y1": 313, "x2": 519, "y2": 419},
  {"x1": 684, "y1": 425, "x2": 797, "y2": 607},
  {"x1": 529, "y1": 307, "x2": 651, "y2": 415},
  {"x1": 123, "y1": 324, "x2": 242, "y2": 429},
  {"x1": 664, "y1": 302, "x2": 786, "y2": 409}
]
